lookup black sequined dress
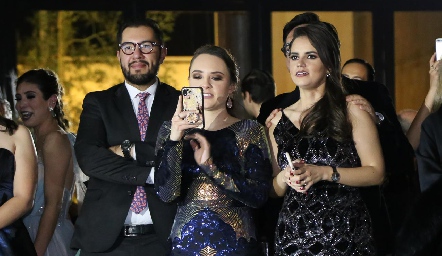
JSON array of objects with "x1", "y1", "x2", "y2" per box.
[
  {"x1": 0, "y1": 148, "x2": 37, "y2": 256},
  {"x1": 274, "y1": 113, "x2": 375, "y2": 256},
  {"x1": 155, "y1": 120, "x2": 272, "y2": 256}
]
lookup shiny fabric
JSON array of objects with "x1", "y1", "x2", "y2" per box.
[
  {"x1": 23, "y1": 139, "x2": 77, "y2": 256},
  {"x1": 67, "y1": 133, "x2": 88, "y2": 213},
  {"x1": 0, "y1": 148, "x2": 37, "y2": 256},
  {"x1": 155, "y1": 119, "x2": 272, "y2": 255},
  {"x1": 130, "y1": 92, "x2": 150, "y2": 213},
  {"x1": 274, "y1": 113, "x2": 375, "y2": 256}
]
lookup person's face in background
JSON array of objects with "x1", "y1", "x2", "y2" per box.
[
  {"x1": 342, "y1": 62, "x2": 369, "y2": 81},
  {"x1": 117, "y1": 25, "x2": 166, "y2": 88},
  {"x1": 15, "y1": 82, "x2": 55, "y2": 128},
  {"x1": 188, "y1": 53, "x2": 235, "y2": 112},
  {"x1": 288, "y1": 36, "x2": 328, "y2": 90}
]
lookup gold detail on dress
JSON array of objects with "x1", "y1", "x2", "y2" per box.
[
  {"x1": 200, "y1": 246, "x2": 217, "y2": 256},
  {"x1": 197, "y1": 182, "x2": 219, "y2": 201}
]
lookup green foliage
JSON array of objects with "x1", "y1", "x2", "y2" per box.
[{"x1": 16, "y1": 10, "x2": 180, "y2": 132}]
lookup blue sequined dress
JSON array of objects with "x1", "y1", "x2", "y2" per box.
[
  {"x1": 155, "y1": 119, "x2": 272, "y2": 256},
  {"x1": 274, "y1": 113, "x2": 375, "y2": 255},
  {"x1": 0, "y1": 148, "x2": 37, "y2": 256}
]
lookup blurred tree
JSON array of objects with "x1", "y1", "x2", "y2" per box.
[{"x1": 16, "y1": 11, "x2": 178, "y2": 133}]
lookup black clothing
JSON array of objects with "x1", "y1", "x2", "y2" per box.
[{"x1": 258, "y1": 77, "x2": 418, "y2": 255}]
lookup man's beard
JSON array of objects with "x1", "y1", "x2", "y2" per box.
[{"x1": 121, "y1": 61, "x2": 160, "y2": 85}]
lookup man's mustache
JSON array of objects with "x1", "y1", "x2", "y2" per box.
[{"x1": 129, "y1": 60, "x2": 149, "y2": 67}]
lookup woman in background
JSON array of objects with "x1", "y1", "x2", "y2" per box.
[
  {"x1": 15, "y1": 68, "x2": 77, "y2": 256},
  {"x1": 0, "y1": 115, "x2": 37, "y2": 255}
]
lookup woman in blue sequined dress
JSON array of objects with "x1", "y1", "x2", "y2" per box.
[
  {"x1": 267, "y1": 23, "x2": 385, "y2": 255},
  {"x1": 0, "y1": 116, "x2": 37, "y2": 255},
  {"x1": 155, "y1": 45, "x2": 272, "y2": 256}
]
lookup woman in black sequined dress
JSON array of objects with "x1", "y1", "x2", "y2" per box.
[
  {"x1": 267, "y1": 23, "x2": 385, "y2": 255},
  {"x1": 155, "y1": 45, "x2": 272, "y2": 255}
]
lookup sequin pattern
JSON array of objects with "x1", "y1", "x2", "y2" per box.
[
  {"x1": 155, "y1": 119, "x2": 272, "y2": 255},
  {"x1": 274, "y1": 113, "x2": 376, "y2": 256}
]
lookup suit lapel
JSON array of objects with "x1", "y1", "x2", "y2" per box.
[
  {"x1": 114, "y1": 84, "x2": 140, "y2": 140},
  {"x1": 146, "y1": 82, "x2": 172, "y2": 139}
]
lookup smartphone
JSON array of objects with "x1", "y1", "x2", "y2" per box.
[
  {"x1": 181, "y1": 87, "x2": 204, "y2": 129},
  {"x1": 285, "y1": 152, "x2": 294, "y2": 170},
  {"x1": 436, "y1": 38, "x2": 442, "y2": 61}
]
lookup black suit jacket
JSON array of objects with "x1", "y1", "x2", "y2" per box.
[
  {"x1": 258, "y1": 77, "x2": 417, "y2": 254},
  {"x1": 71, "y1": 81, "x2": 179, "y2": 253},
  {"x1": 417, "y1": 107, "x2": 442, "y2": 192}
]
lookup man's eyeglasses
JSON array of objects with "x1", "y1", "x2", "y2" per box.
[
  {"x1": 119, "y1": 41, "x2": 163, "y2": 55},
  {"x1": 280, "y1": 42, "x2": 290, "y2": 57}
]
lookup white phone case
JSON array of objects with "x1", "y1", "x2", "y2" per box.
[
  {"x1": 285, "y1": 152, "x2": 294, "y2": 170},
  {"x1": 436, "y1": 38, "x2": 442, "y2": 61}
]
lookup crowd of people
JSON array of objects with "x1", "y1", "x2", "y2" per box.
[{"x1": 0, "y1": 11, "x2": 441, "y2": 256}]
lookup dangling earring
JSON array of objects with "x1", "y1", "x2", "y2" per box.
[
  {"x1": 49, "y1": 106, "x2": 56, "y2": 118},
  {"x1": 326, "y1": 73, "x2": 330, "y2": 78},
  {"x1": 226, "y1": 95, "x2": 233, "y2": 109}
]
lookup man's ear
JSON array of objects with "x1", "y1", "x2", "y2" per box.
[
  {"x1": 244, "y1": 91, "x2": 252, "y2": 103},
  {"x1": 160, "y1": 47, "x2": 167, "y2": 64}
]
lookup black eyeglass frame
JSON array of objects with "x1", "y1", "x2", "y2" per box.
[{"x1": 118, "y1": 41, "x2": 164, "y2": 55}]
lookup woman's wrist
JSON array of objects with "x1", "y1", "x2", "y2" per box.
[{"x1": 276, "y1": 170, "x2": 286, "y2": 186}]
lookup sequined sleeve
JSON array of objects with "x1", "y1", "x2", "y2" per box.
[
  {"x1": 155, "y1": 121, "x2": 183, "y2": 202},
  {"x1": 200, "y1": 120, "x2": 272, "y2": 208}
]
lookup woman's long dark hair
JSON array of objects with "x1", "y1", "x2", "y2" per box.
[
  {"x1": 16, "y1": 69, "x2": 69, "y2": 130},
  {"x1": 0, "y1": 116, "x2": 18, "y2": 135},
  {"x1": 291, "y1": 22, "x2": 352, "y2": 142}
]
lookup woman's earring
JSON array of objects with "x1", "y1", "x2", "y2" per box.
[
  {"x1": 226, "y1": 96, "x2": 233, "y2": 109},
  {"x1": 326, "y1": 73, "x2": 330, "y2": 78},
  {"x1": 49, "y1": 107, "x2": 56, "y2": 118}
]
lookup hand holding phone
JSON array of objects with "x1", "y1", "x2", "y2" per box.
[
  {"x1": 436, "y1": 38, "x2": 442, "y2": 61},
  {"x1": 181, "y1": 87, "x2": 204, "y2": 129}
]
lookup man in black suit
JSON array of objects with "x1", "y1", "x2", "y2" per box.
[
  {"x1": 417, "y1": 107, "x2": 442, "y2": 192},
  {"x1": 258, "y1": 12, "x2": 418, "y2": 256},
  {"x1": 72, "y1": 18, "x2": 179, "y2": 256}
]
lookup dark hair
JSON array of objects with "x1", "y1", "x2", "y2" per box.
[
  {"x1": 281, "y1": 13, "x2": 340, "y2": 56},
  {"x1": 0, "y1": 116, "x2": 18, "y2": 135},
  {"x1": 117, "y1": 17, "x2": 164, "y2": 47},
  {"x1": 290, "y1": 23, "x2": 352, "y2": 142},
  {"x1": 16, "y1": 69, "x2": 69, "y2": 130},
  {"x1": 189, "y1": 45, "x2": 239, "y2": 116},
  {"x1": 240, "y1": 69, "x2": 275, "y2": 104},
  {"x1": 342, "y1": 58, "x2": 376, "y2": 82},
  {"x1": 282, "y1": 12, "x2": 320, "y2": 43}
]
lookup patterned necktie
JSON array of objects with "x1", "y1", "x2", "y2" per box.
[{"x1": 130, "y1": 92, "x2": 150, "y2": 214}]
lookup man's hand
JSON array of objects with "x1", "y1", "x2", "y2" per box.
[
  {"x1": 346, "y1": 94, "x2": 377, "y2": 123},
  {"x1": 109, "y1": 145, "x2": 124, "y2": 157},
  {"x1": 265, "y1": 108, "x2": 281, "y2": 128}
]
